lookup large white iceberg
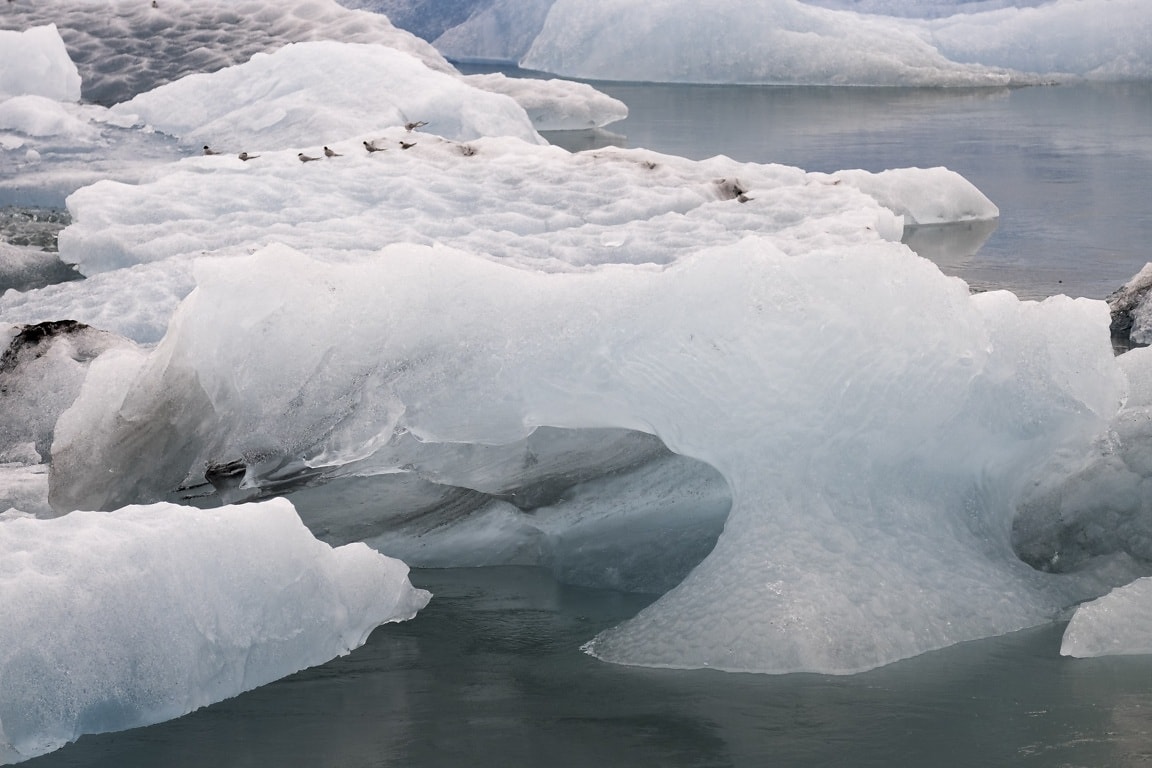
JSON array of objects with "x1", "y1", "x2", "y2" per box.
[
  {"x1": 0, "y1": 498, "x2": 430, "y2": 765},
  {"x1": 44, "y1": 234, "x2": 1129, "y2": 674},
  {"x1": 431, "y1": 0, "x2": 1152, "y2": 84}
]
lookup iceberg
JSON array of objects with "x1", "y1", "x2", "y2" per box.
[
  {"x1": 1062, "y1": 576, "x2": 1152, "y2": 658},
  {"x1": 44, "y1": 232, "x2": 1130, "y2": 675},
  {"x1": 427, "y1": 0, "x2": 1152, "y2": 85},
  {"x1": 112, "y1": 40, "x2": 544, "y2": 151},
  {"x1": 0, "y1": 498, "x2": 430, "y2": 764},
  {"x1": 0, "y1": 25, "x2": 80, "y2": 103}
]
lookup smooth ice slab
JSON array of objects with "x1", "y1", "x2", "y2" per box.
[{"x1": 0, "y1": 498, "x2": 429, "y2": 765}]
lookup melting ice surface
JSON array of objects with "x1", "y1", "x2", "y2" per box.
[
  {"x1": 423, "y1": 0, "x2": 1152, "y2": 85},
  {"x1": 0, "y1": 498, "x2": 430, "y2": 765},
  {"x1": 2, "y1": 2, "x2": 1152, "y2": 762}
]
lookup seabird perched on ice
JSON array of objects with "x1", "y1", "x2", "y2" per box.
[
  {"x1": 298, "y1": 152, "x2": 320, "y2": 163},
  {"x1": 323, "y1": 146, "x2": 342, "y2": 158},
  {"x1": 202, "y1": 145, "x2": 221, "y2": 155},
  {"x1": 238, "y1": 152, "x2": 259, "y2": 161},
  {"x1": 399, "y1": 141, "x2": 416, "y2": 150},
  {"x1": 363, "y1": 140, "x2": 385, "y2": 153},
  {"x1": 404, "y1": 121, "x2": 428, "y2": 132}
]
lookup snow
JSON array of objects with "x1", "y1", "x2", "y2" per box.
[
  {"x1": 0, "y1": 498, "x2": 429, "y2": 765},
  {"x1": 1062, "y1": 576, "x2": 1152, "y2": 658},
  {"x1": 429, "y1": 0, "x2": 1152, "y2": 85}
]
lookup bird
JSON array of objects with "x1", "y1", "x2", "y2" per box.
[
  {"x1": 363, "y1": 140, "x2": 386, "y2": 153},
  {"x1": 202, "y1": 145, "x2": 221, "y2": 155},
  {"x1": 404, "y1": 121, "x2": 428, "y2": 132},
  {"x1": 238, "y1": 152, "x2": 260, "y2": 161},
  {"x1": 298, "y1": 152, "x2": 320, "y2": 162},
  {"x1": 399, "y1": 141, "x2": 416, "y2": 150},
  {"x1": 323, "y1": 146, "x2": 342, "y2": 158}
]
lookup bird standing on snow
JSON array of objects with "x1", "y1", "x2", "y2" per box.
[
  {"x1": 399, "y1": 141, "x2": 416, "y2": 150},
  {"x1": 203, "y1": 145, "x2": 221, "y2": 155},
  {"x1": 323, "y1": 146, "x2": 342, "y2": 158},
  {"x1": 238, "y1": 152, "x2": 260, "y2": 161},
  {"x1": 363, "y1": 140, "x2": 385, "y2": 153},
  {"x1": 298, "y1": 152, "x2": 320, "y2": 163},
  {"x1": 404, "y1": 121, "x2": 428, "y2": 132}
]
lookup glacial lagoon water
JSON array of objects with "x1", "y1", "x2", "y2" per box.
[{"x1": 20, "y1": 80, "x2": 1152, "y2": 766}]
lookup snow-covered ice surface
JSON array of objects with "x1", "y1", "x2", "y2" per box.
[
  {"x1": 423, "y1": 0, "x2": 1152, "y2": 85},
  {"x1": 1062, "y1": 576, "x2": 1152, "y2": 658},
  {"x1": 0, "y1": 498, "x2": 430, "y2": 765}
]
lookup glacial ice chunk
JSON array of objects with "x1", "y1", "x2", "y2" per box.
[
  {"x1": 113, "y1": 41, "x2": 543, "y2": 151},
  {"x1": 1062, "y1": 577, "x2": 1152, "y2": 658},
  {"x1": 0, "y1": 26, "x2": 80, "y2": 103},
  {"x1": 48, "y1": 241, "x2": 1124, "y2": 674},
  {"x1": 0, "y1": 498, "x2": 429, "y2": 764}
]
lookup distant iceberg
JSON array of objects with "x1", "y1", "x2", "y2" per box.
[
  {"x1": 0, "y1": 499, "x2": 429, "y2": 765},
  {"x1": 423, "y1": 0, "x2": 1152, "y2": 85}
]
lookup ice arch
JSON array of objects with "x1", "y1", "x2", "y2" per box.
[{"x1": 51, "y1": 241, "x2": 1123, "y2": 673}]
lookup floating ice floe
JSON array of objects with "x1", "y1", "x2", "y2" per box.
[
  {"x1": 460, "y1": 72, "x2": 628, "y2": 131},
  {"x1": 26, "y1": 133, "x2": 999, "y2": 342},
  {"x1": 0, "y1": 498, "x2": 430, "y2": 765},
  {"x1": 112, "y1": 40, "x2": 544, "y2": 151}
]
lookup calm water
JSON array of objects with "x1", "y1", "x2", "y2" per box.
[{"x1": 21, "y1": 81, "x2": 1152, "y2": 767}]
